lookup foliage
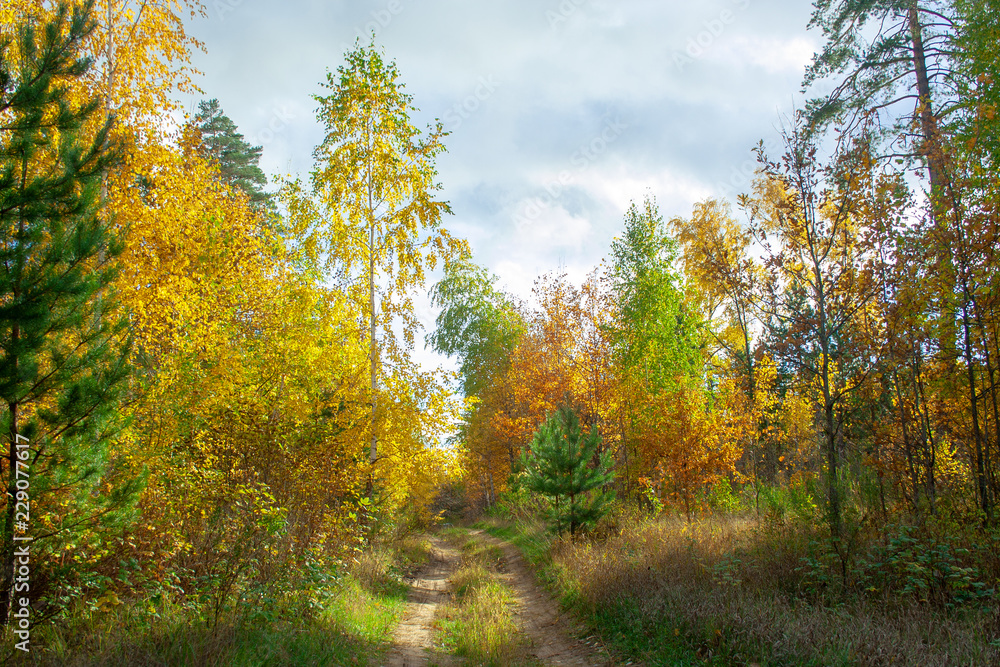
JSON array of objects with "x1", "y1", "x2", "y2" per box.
[
  {"x1": 299, "y1": 38, "x2": 462, "y2": 482},
  {"x1": 857, "y1": 525, "x2": 993, "y2": 608},
  {"x1": 708, "y1": 478, "x2": 743, "y2": 514},
  {"x1": 610, "y1": 196, "x2": 700, "y2": 392},
  {"x1": 4, "y1": 0, "x2": 1000, "y2": 658},
  {"x1": 21, "y1": 545, "x2": 413, "y2": 665},
  {"x1": 0, "y1": 3, "x2": 465, "y2": 638},
  {"x1": 428, "y1": 255, "x2": 523, "y2": 399}
]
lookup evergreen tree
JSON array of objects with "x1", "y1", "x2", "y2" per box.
[
  {"x1": 191, "y1": 98, "x2": 273, "y2": 212},
  {"x1": 521, "y1": 406, "x2": 615, "y2": 536},
  {"x1": 802, "y1": 0, "x2": 959, "y2": 193},
  {"x1": 0, "y1": 1, "x2": 135, "y2": 624}
]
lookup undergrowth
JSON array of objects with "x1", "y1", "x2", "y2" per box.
[
  {"x1": 478, "y1": 508, "x2": 1000, "y2": 666},
  {"x1": 6, "y1": 534, "x2": 432, "y2": 666}
]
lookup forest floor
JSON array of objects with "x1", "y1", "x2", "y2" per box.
[{"x1": 380, "y1": 529, "x2": 615, "y2": 667}]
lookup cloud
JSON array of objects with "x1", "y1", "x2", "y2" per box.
[
  {"x1": 180, "y1": 0, "x2": 819, "y2": 368},
  {"x1": 513, "y1": 199, "x2": 593, "y2": 251},
  {"x1": 715, "y1": 35, "x2": 817, "y2": 74}
]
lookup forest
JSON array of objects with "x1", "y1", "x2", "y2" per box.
[{"x1": 1, "y1": 0, "x2": 999, "y2": 665}]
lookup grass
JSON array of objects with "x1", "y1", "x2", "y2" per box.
[
  {"x1": 480, "y1": 511, "x2": 1000, "y2": 666},
  {"x1": 7, "y1": 535, "x2": 433, "y2": 666},
  {"x1": 433, "y1": 528, "x2": 541, "y2": 667}
]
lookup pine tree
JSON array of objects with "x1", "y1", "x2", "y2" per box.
[
  {"x1": 521, "y1": 406, "x2": 615, "y2": 536},
  {"x1": 191, "y1": 98, "x2": 273, "y2": 212},
  {"x1": 0, "y1": 0, "x2": 134, "y2": 624}
]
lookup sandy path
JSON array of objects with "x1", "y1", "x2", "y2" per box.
[{"x1": 472, "y1": 530, "x2": 616, "y2": 667}]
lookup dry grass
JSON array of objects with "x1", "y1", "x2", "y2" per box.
[
  {"x1": 395, "y1": 534, "x2": 434, "y2": 573},
  {"x1": 544, "y1": 512, "x2": 1000, "y2": 666}
]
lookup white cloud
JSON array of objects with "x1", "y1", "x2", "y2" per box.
[
  {"x1": 574, "y1": 162, "x2": 712, "y2": 216},
  {"x1": 717, "y1": 35, "x2": 817, "y2": 74},
  {"x1": 512, "y1": 199, "x2": 592, "y2": 252}
]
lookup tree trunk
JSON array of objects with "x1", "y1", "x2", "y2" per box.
[
  {"x1": 0, "y1": 400, "x2": 18, "y2": 626},
  {"x1": 961, "y1": 303, "x2": 990, "y2": 520},
  {"x1": 369, "y1": 184, "x2": 377, "y2": 468},
  {"x1": 912, "y1": 349, "x2": 937, "y2": 512},
  {"x1": 908, "y1": 2, "x2": 945, "y2": 198},
  {"x1": 895, "y1": 367, "x2": 920, "y2": 511}
]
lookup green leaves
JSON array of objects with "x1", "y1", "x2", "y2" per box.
[
  {"x1": 0, "y1": 0, "x2": 135, "y2": 624},
  {"x1": 428, "y1": 256, "x2": 524, "y2": 398},
  {"x1": 610, "y1": 196, "x2": 701, "y2": 393}
]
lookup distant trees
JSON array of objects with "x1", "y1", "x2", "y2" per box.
[
  {"x1": 610, "y1": 196, "x2": 700, "y2": 394},
  {"x1": 190, "y1": 98, "x2": 273, "y2": 213},
  {"x1": 428, "y1": 256, "x2": 524, "y2": 506},
  {"x1": 431, "y1": 202, "x2": 741, "y2": 517}
]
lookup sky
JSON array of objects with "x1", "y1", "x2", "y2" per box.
[{"x1": 179, "y1": 0, "x2": 822, "y2": 371}]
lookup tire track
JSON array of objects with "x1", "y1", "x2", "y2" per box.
[
  {"x1": 381, "y1": 530, "x2": 615, "y2": 667},
  {"x1": 381, "y1": 537, "x2": 458, "y2": 667}
]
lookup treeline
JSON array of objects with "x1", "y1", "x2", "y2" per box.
[
  {"x1": 435, "y1": 0, "x2": 1000, "y2": 569},
  {"x1": 0, "y1": 0, "x2": 457, "y2": 636}
]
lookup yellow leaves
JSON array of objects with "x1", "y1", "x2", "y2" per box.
[
  {"x1": 95, "y1": 592, "x2": 122, "y2": 613},
  {"x1": 103, "y1": 98, "x2": 403, "y2": 565},
  {"x1": 85, "y1": 0, "x2": 206, "y2": 125}
]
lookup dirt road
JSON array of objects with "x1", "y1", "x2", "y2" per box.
[{"x1": 379, "y1": 531, "x2": 615, "y2": 667}]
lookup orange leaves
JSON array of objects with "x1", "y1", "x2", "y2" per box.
[
  {"x1": 502, "y1": 271, "x2": 615, "y2": 445},
  {"x1": 630, "y1": 383, "x2": 741, "y2": 516}
]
